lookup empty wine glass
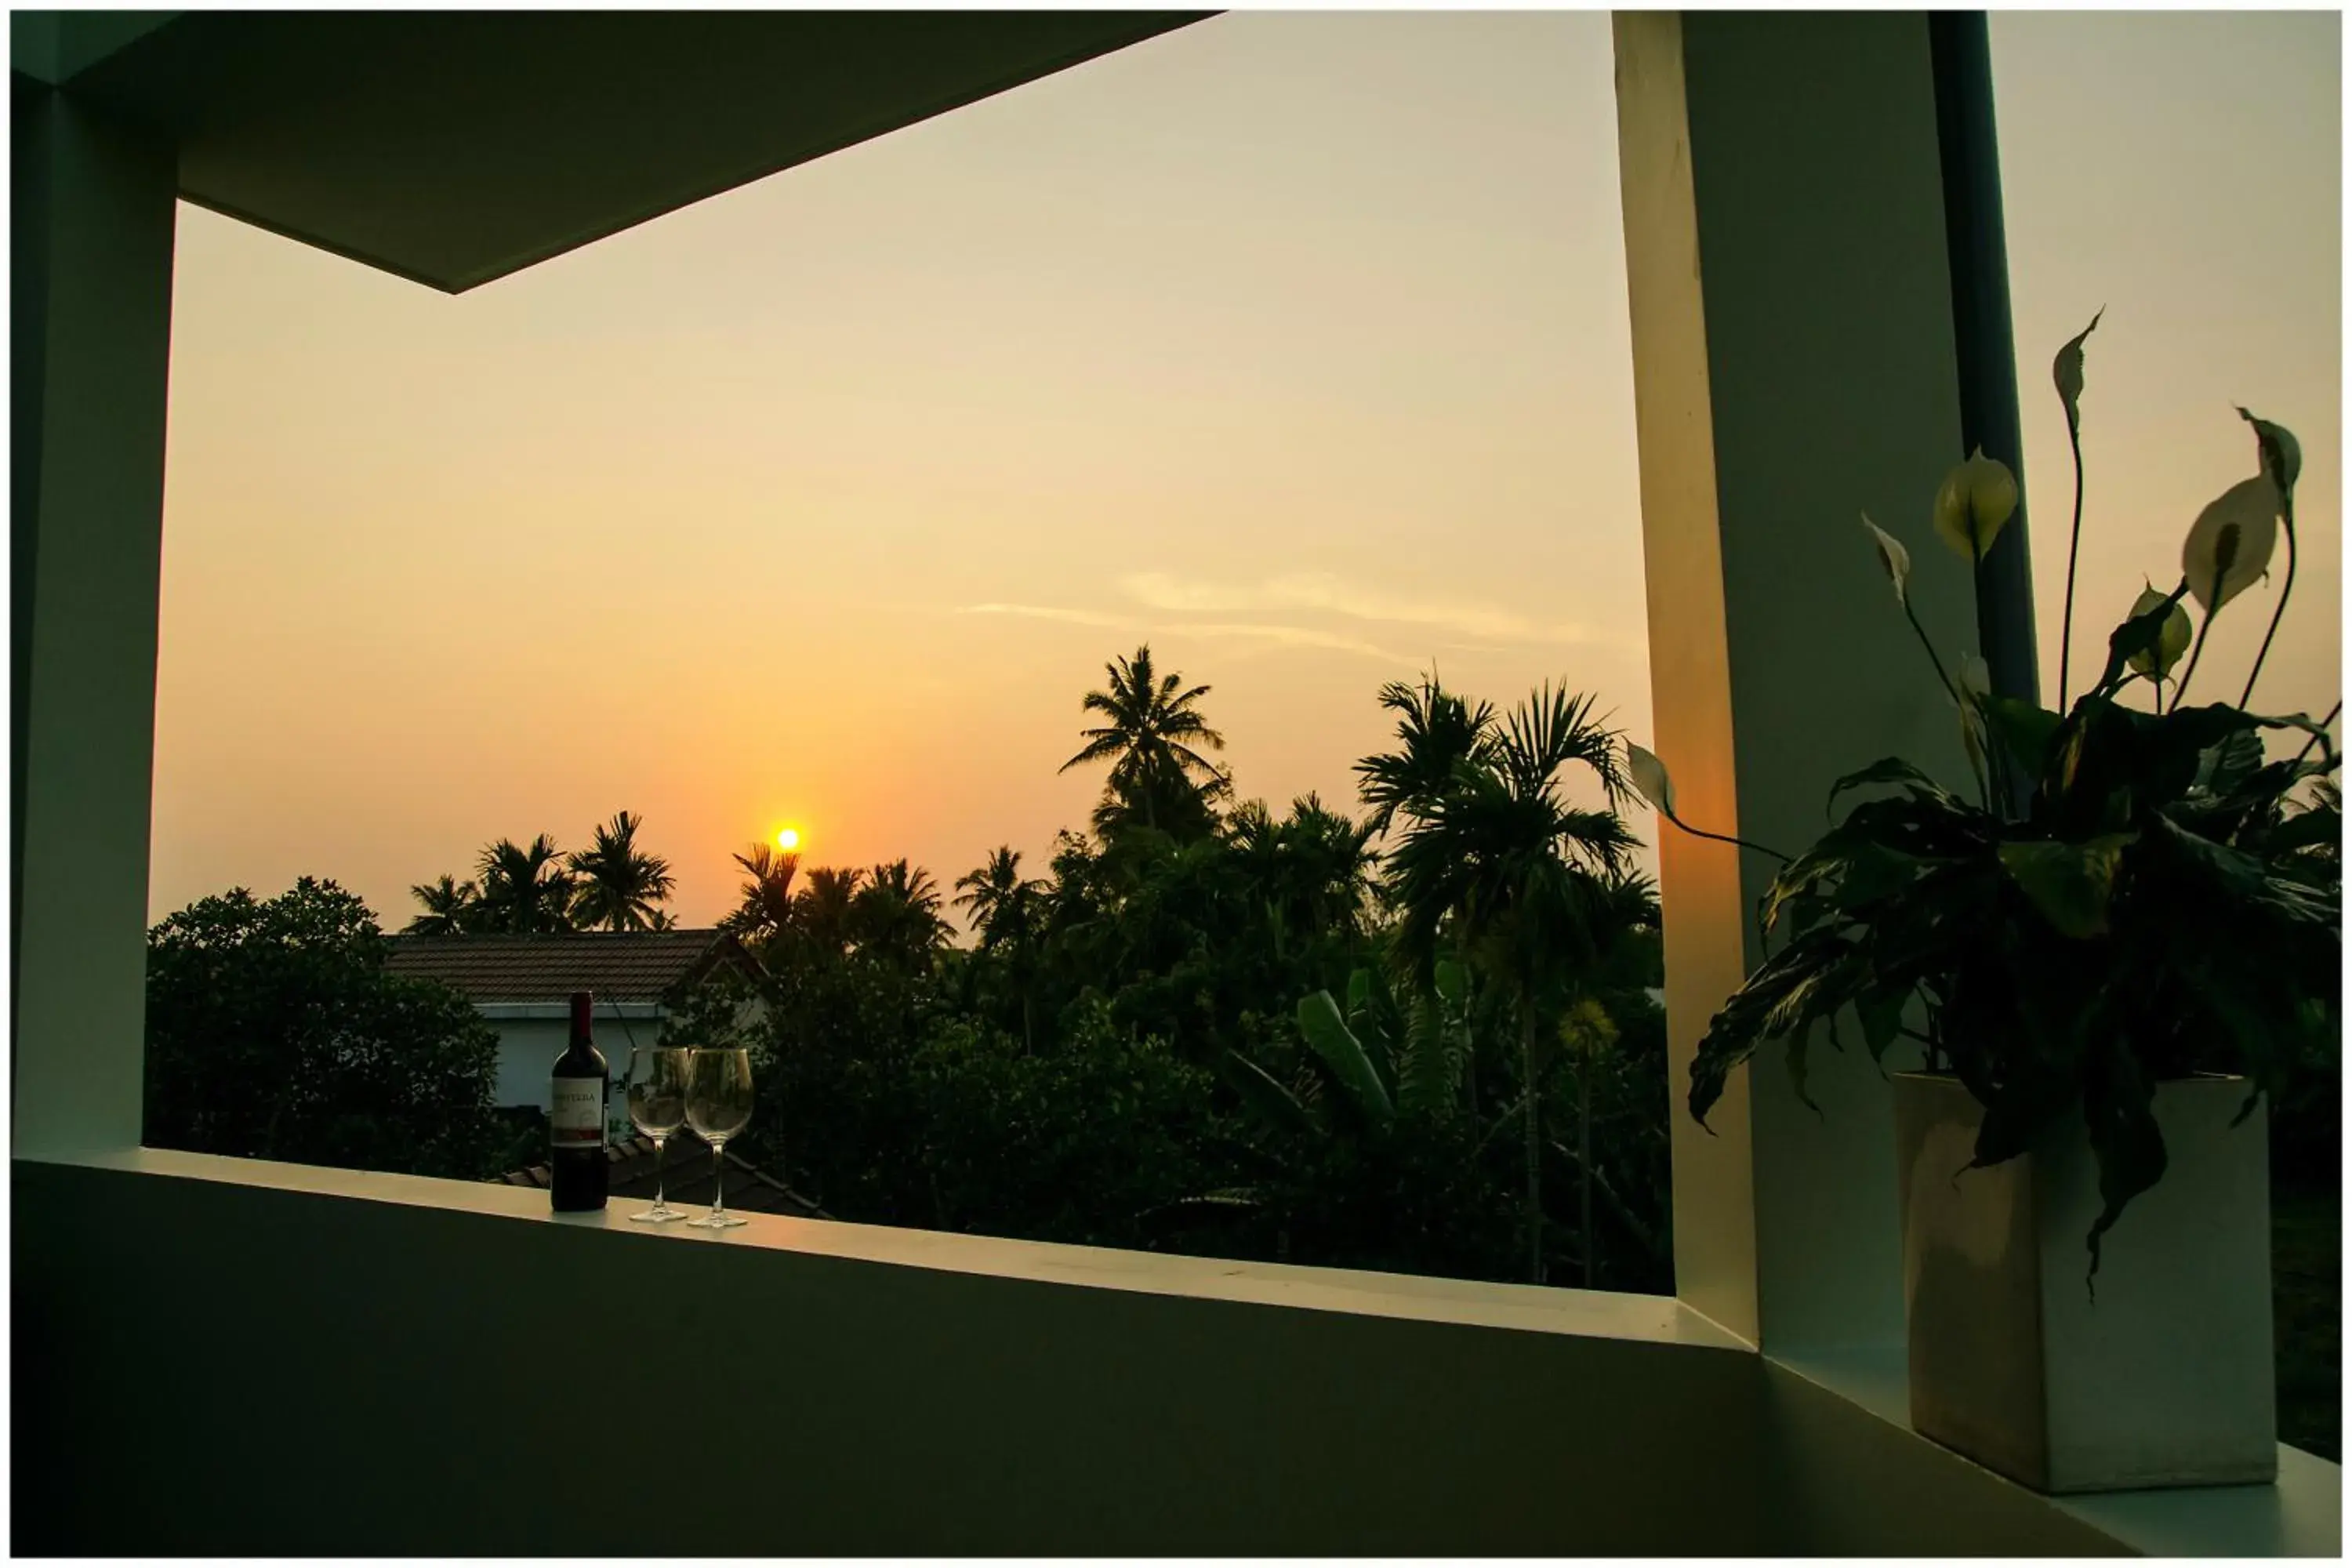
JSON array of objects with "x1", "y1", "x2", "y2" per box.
[
  {"x1": 684, "y1": 1047, "x2": 754, "y2": 1230},
  {"x1": 625, "y1": 1046, "x2": 691, "y2": 1224}
]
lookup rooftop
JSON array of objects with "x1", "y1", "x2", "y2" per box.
[{"x1": 383, "y1": 928, "x2": 755, "y2": 1005}]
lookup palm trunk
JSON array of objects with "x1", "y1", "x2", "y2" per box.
[
  {"x1": 1460, "y1": 945, "x2": 1479, "y2": 1123},
  {"x1": 1021, "y1": 989, "x2": 1036, "y2": 1054},
  {"x1": 1579, "y1": 1034, "x2": 1595, "y2": 1290},
  {"x1": 1521, "y1": 1004, "x2": 1543, "y2": 1286}
]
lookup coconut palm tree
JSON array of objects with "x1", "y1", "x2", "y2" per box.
[
  {"x1": 956, "y1": 847, "x2": 1051, "y2": 1049},
  {"x1": 721, "y1": 842, "x2": 800, "y2": 945},
  {"x1": 796, "y1": 866, "x2": 866, "y2": 959},
  {"x1": 854, "y1": 859, "x2": 951, "y2": 969},
  {"x1": 1385, "y1": 683, "x2": 1639, "y2": 1285},
  {"x1": 474, "y1": 834, "x2": 579, "y2": 934},
  {"x1": 404, "y1": 873, "x2": 481, "y2": 936},
  {"x1": 953, "y1": 848, "x2": 1044, "y2": 946},
  {"x1": 566, "y1": 810, "x2": 676, "y2": 932},
  {"x1": 1062, "y1": 645, "x2": 1229, "y2": 834}
]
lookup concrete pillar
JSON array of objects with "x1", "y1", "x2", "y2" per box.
[
  {"x1": 12, "y1": 80, "x2": 179, "y2": 1156},
  {"x1": 1613, "y1": 13, "x2": 1987, "y2": 1352}
]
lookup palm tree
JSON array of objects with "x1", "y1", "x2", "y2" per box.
[
  {"x1": 474, "y1": 834, "x2": 579, "y2": 934},
  {"x1": 1275, "y1": 793, "x2": 1380, "y2": 944},
  {"x1": 854, "y1": 859, "x2": 952, "y2": 968},
  {"x1": 566, "y1": 810, "x2": 676, "y2": 931},
  {"x1": 953, "y1": 848, "x2": 1043, "y2": 945},
  {"x1": 797, "y1": 866, "x2": 866, "y2": 958},
  {"x1": 405, "y1": 873, "x2": 481, "y2": 936},
  {"x1": 1385, "y1": 684, "x2": 1638, "y2": 1285},
  {"x1": 1062, "y1": 645, "x2": 1228, "y2": 835},
  {"x1": 1355, "y1": 672, "x2": 1497, "y2": 837},
  {"x1": 721, "y1": 842, "x2": 800, "y2": 945},
  {"x1": 1228, "y1": 793, "x2": 1379, "y2": 957},
  {"x1": 955, "y1": 847, "x2": 1050, "y2": 1049}
]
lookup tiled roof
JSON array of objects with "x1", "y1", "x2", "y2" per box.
[
  {"x1": 499, "y1": 1134, "x2": 826, "y2": 1219},
  {"x1": 383, "y1": 929, "x2": 751, "y2": 1004}
]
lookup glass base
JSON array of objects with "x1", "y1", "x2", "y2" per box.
[
  {"x1": 630, "y1": 1201, "x2": 688, "y2": 1225},
  {"x1": 688, "y1": 1210, "x2": 747, "y2": 1230}
]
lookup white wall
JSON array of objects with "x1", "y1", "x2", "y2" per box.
[{"x1": 481, "y1": 1005, "x2": 670, "y2": 1147}]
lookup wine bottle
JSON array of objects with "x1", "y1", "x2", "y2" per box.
[{"x1": 549, "y1": 989, "x2": 609, "y2": 1211}]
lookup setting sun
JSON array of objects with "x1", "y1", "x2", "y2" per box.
[{"x1": 776, "y1": 827, "x2": 801, "y2": 852}]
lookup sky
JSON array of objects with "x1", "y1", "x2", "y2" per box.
[{"x1": 148, "y1": 10, "x2": 2341, "y2": 932}]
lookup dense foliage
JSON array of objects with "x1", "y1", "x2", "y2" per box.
[
  {"x1": 671, "y1": 652, "x2": 1674, "y2": 1291},
  {"x1": 1648, "y1": 321, "x2": 2342, "y2": 1273},
  {"x1": 408, "y1": 809, "x2": 677, "y2": 934},
  {"x1": 146, "y1": 878, "x2": 521, "y2": 1178}
]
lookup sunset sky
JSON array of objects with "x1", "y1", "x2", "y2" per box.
[{"x1": 149, "y1": 11, "x2": 2340, "y2": 932}]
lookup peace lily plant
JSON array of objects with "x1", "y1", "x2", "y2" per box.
[{"x1": 1628, "y1": 317, "x2": 2342, "y2": 1277}]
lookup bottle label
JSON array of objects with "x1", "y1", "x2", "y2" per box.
[{"x1": 550, "y1": 1080, "x2": 606, "y2": 1148}]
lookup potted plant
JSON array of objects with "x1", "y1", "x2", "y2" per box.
[{"x1": 1626, "y1": 317, "x2": 2341, "y2": 1494}]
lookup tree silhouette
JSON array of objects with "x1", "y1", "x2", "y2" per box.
[
  {"x1": 566, "y1": 810, "x2": 676, "y2": 932},
  {"x1": 404, "y1": 873, "x2": 482, "y2": 936},
  {"x1": 1355, "y1": 671, "x2": 1497, "y2": 838},
  {"x1": 855, "y1": 859, "x2": 953, "y2": 969},
  {"x1": 956, "y1": 846, "x2": 1050, "y2": 1050},
  {"x1": 1062, "y1": 644, "x2": 1229, "y2": 835},
  {"x1": 474, "y1": 834, "x2": 579, "y2": 934},
  {"x1": 722, "y1": 841, "x2": 800, "y2": 944},
  {"x1": 1381, "y1": 684, "x2": 1639, "y2": 1285}
]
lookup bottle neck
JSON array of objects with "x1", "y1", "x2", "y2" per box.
[{"x1": 568, "y1": 990, "x2": 594, "y2": 1048}]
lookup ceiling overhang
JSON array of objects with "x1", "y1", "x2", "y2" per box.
[{"x1": 22, "y1": 9, "x2": 1210, "y2": 292}]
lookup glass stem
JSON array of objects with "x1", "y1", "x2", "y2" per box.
[
  {"x1": 713, "y1": 1141, "x2": 727, "y2": 1221},
  {"x1": 652, "y1": 1135, "x2": 666, "y2": 1210}
]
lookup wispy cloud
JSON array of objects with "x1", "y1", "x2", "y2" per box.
[
  {"x1": 1181, "y1": 622, "x2": 1410, "y2": 662},
  {"x1": 1119, "y1": 571, "x2": 1606, "y2": 648},
  {"x1": 960, "y1": 602, "x2": 1134, "y2": 630},
  {"x1": 955, "y1": 601, "x2": 1407, "y2": 662}
]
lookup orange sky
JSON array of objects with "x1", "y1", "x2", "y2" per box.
[{"x1": 148, "y1": 12, "x2": 2340, "y2": 932}]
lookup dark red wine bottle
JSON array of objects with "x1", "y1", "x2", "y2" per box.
[{"x1": 549, "y1": 989, "x2": 609, "y2": 1211}]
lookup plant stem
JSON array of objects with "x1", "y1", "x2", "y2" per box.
[
  {"x1": 1903, "y1": 598, "x2": 1962, "y2": 706},
  {"x1": 2292, "y1": 700, "x2": 2343, "y2": 766},
  {"x1": 2172, "y1": 607, "x2": 2220, "y2": 713},
  {"x1": 2239, "y1": 490, "x2": 2299, "y2": 708},
  {"x1": 2058, "y1": 415, "x2": 2088, "y2": 713},
  {"x1": 1662, "y1": 810, "x2": 1791, "y2": 866},
  {"x1": 1968, "y1": 535, "x2": 2020, "y2": 818}
]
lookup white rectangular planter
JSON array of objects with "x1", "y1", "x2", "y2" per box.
[{"x1": 1892, "y1": 1071, "x2": 2276, "y2": 1494}]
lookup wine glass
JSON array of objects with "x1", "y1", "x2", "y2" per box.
[
  {"x1": 625, "y1": 1046, "x2": 691, "y2": 1224},
  {"x1": 684, "y1": 1047, "x2": 754, "y2": 1230}
]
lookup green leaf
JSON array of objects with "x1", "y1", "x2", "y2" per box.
[
  {"x1": 1837, "y1": 842, "x2": 1922, "y2": 910},
  {"x1": 1826, "y1": 757, "x2": 1955, "y2": 818},
  {"x1": 1218, "y1": 1049, "x2": 1315, "y2": 1138},
  {"x1": 2192, "y1": 728, "x2": 2267, "y2": 797},
  {"x1": 1394, "y1": 991, "x2": 1456, "y2": 1120},
  {"x1": 1857, "y1": 985, "x2": 1911, "y2": 1062},
  {"x1": 1432, "y1": 957, "x2": 1468, "y2": 1010},
  {"x1": 1784, "y1": 1022, "x2": 1818, "y2": 1113},
  {"x1": 1980, "y1": 695, "x2": 2063, "y2": 781},
  {"x1": 2093, "y1": 585, "x2": 2192, "y2": 695},
  {"x1": 1997, "y1": 834, "x2": 2135, "y2": 938},
  {"x1": 1345, "y1": 967, "x2": 1377, "y2": 1018},
  {"x1": 2081, "y1": 1036, "x2": 2168, "y2": 1287},
  {"x1": 2265, "y1": 805, "x2": 2341, "y2": 855},
  {"x1": 1296, "y1": 990, "x2": 1394, "y2": 1127}
]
